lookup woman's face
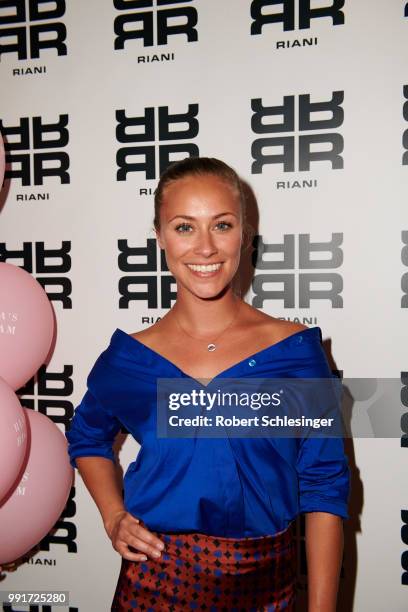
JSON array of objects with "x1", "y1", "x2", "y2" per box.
[{"x1": 156, "y1": 173, "x2": 243, "y2": 300}]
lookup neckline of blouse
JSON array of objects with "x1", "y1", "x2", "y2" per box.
[{"x1": 111, "y1": 326, "x2": 322, "y2": 386}]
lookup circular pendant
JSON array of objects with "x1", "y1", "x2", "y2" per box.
[{"x1": 207, "y1": 343, "x2": 216, "y2": 352}]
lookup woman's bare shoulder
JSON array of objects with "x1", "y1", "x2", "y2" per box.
[
  {"x1": 242, "y1": 303, "x2": 308, "y2": 345},
  {"x1": 128, "y1": 316, "x2": 169, "y2": 343}
]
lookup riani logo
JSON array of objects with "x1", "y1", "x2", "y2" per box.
[
  {"x1": 402, "y1": 231, "x2": 408, "y2": 308},
  {"x1": 116, "y1": 104, "x2": 199, "y2": 190},
  {"x1": 403, "y1": 86, "x2": 408, "y2": 166},
  {"x1": 118, "y1": 238, "x2": 176, "y2": 317},
  {"x1": 113, "y1": 0, "x2": 198, "y2": 64},
  {"x1": 0, "y1": 242, "x2": 72, "y2": 308},
  {"x1": 18, "y1": 371, "x2": 77, "y2": 560},
  {"x1": 0, "y1": 115, "x2": 70, "y2": 201},
  {"x1": 250, "y1": 0, "x2": 344, "y2": 50},
  {"x1": 251, "y1": 92, "x2": 344, "y2": 189},
  {"x1": 251, "y1": 233, "x2": 343, "y2": 308},
  {"x1": 0, "y1": 0, "x2": 67, "y2": 75}
]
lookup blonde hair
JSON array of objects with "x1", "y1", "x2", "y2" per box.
[{"x1": 153, "y1": 157, "x2": 246, "y2": 232}]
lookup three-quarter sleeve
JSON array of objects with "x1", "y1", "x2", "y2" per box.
[
  {"x1": 294, "y1": 331, "x2": 350, "y2": 519},
  {"x1": 296, "y1": 435, "x2": 350, "y2": 519},
  {"x1": 66, "y1": 385, "x2": 122, "y2": 469}
]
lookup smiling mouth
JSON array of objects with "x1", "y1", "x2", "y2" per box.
[{"x1": 186, "y1": 263, "x2": 222, "y2": 272}]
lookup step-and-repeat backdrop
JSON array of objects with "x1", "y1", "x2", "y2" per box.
[{"x1": 1, "y1": 1, "x2": 407, "y2": 610}]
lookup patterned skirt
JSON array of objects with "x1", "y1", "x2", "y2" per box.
[{"x1": 111, "y1": 521, "x2": 296, "y2": 611}]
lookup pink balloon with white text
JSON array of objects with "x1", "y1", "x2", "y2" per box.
[
  {"x1": 0, "y1": 376, "x2": 28, "y2": 504},
  {"x1": 0, "y1": 409, "x2": 73, "y2": 564},
  {"x1": 0, "y1": 262, "x2": 54, "y2": 390}
]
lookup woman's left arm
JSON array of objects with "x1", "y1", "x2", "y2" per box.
[{"x1": 305, "y1": 511, "x2": 344, "y2": 612}]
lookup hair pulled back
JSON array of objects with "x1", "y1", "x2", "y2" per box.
[{"x1": 153, "y1": 157, "x2": 246, "y2": 232}]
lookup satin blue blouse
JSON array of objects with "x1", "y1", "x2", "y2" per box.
[{"x1": 66, "y1": 326, "x2": 350, "y2": 538}]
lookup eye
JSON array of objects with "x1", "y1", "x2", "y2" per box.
[
  {"x1": 216, "y1": 221, "x2": 233, "y2": 231},
  {"x1": 175, "y1": 222, "x2": 193, "y2": 233}
]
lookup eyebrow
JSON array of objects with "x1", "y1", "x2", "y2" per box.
[{"x1": 168, "y1": 212, "x2": 238, "y2": 222}]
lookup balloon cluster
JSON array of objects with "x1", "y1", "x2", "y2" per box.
[{"x1": 0, "y1": 262, "x2": 73, "y2": 565}]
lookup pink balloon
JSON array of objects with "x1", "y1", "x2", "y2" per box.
[
  {"x1": 0, "y1": 409, "x2": 73, "y2": 564},
  {"x1": 0, "y1": 376, "x2": 28, "y2": 503},
  {"x1": 0, "y1": 262, "x2": 54, "y2": 390}
]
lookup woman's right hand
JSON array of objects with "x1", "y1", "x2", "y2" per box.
[{"x1": 105, "y1": 510, "x2": 165, "y2": 562}]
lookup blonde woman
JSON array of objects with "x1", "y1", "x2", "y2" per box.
[{"x1": 66, "y1": 157, "x2": 350, "y2": 611}]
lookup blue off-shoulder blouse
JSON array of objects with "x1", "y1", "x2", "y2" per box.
[{"x1": 66, "y1": 326, "x2": 350, "y2": 538}]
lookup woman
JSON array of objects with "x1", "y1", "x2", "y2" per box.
[{"x1": 66, "y1": 157, "x2": 350, "y2": 611}]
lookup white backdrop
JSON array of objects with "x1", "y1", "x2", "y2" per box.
[{"x1": 1, "y1": 1, "x2": 407, "y2": 610}]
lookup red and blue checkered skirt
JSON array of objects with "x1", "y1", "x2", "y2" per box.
[{"x1": 111, "y1": 521, "x2": 296, "y2": 611}]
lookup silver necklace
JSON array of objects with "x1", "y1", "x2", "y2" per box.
[{"x1": 173, "y1": 301, "x2": 241, "y2": 352}]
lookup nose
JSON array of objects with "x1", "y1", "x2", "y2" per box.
[{"x1": 193, "y1": 228, "x2": 218, "y2": 258}]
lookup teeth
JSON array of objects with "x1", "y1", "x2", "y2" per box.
[{"x1": 187, "y1": 263, "x2": 222, "y2": 272}]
